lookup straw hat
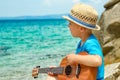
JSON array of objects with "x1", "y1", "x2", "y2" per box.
[{"x1": 63, "y1": 3, "x2": 100, "y2": 30}]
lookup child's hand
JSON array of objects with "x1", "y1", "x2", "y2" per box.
[
  {"x1": 47, "y1": 66, "x2": 58, "y2": 77},
  {"x1": 66, "y1": 53, "x2": 77, "y2": 64}
]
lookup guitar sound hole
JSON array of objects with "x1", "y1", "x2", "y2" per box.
[{"x1": 65, "y1": 65, "x2": 72, "y2": 75}]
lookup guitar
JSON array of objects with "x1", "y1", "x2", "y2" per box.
[{"x1": 32, "y1": 52, "x2": 98, "y2": 80}]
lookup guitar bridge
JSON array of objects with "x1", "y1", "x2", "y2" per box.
[{"x1": 76, "y1": 64, "x2": 81, "y2": 78}]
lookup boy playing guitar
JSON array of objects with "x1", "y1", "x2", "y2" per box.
[{"x1": 32, "y1": 3, "x2": 104, "y2": 80}]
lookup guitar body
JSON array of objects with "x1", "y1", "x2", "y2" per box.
[{"x1": 58, "y1": 52, "x2": 98, "y2": 80}]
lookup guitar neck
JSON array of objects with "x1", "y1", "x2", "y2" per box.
[{"x1": 38, "y1": 67, "x2": 64, "y2": 74}]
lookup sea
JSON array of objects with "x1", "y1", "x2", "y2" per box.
[{"x1": 0, "y1": 19, "x2": 79, "y2": 80}]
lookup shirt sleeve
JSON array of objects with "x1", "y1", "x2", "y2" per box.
[{"x1": 85, "y1": 41, "x2": 103, "y2": 57}]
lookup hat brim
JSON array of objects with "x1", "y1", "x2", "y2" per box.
[{"x1": 63, "y1": 15, "x2": 100, "y2": 30}]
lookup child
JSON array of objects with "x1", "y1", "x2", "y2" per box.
[{"x1": 32, "y1": 3, "x2": 104, "y2": 80}]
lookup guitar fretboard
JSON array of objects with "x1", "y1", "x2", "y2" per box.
[{"x1": 38, "y1": 67, "x2": 64, "y2": 74}]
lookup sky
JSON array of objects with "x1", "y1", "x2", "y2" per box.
[{"x1": 0, "y1": 0, "x2": 109, "y2": 17}]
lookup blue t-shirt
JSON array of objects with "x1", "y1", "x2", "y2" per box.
[{"x1": 76, "y1": 34, "x2": 104, "y2": 80}]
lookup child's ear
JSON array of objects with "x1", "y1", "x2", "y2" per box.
[{"x1": 80, "y1": 27, "x2": 85, "y2": 32}]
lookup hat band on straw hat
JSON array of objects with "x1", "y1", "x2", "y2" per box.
[{"x1": 68, "y1": 14, "x2": 96, "y2": 29}]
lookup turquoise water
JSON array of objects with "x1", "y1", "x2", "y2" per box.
[{"x1": 0, "y1": 19, "x2": 79, "y2": 80}]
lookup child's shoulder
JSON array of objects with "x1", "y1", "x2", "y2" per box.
[{"x1": 85, "y1": 36, "x2": 99, "y2": 47}]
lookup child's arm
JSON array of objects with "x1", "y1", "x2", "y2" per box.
[{"x1": 66, "y1": 53, "x2": 102, "y2": 67}]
